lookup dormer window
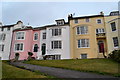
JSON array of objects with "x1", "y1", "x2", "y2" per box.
[{"x1": 55, "y1": 19, "x2": 65, "y2": 25}]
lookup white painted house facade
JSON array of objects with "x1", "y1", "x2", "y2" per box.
[
  {"x1": 36, "y1": 19, "x2": 70, "y2": 60},
  {"x1": 0, "y1": 21, "x2": 24, "y2": 60}
]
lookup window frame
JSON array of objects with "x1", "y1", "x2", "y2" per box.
[
  {"x1": 42, "y1": 32, "x2": 46, "y2": 39},
  {"x1": 97, "y1": 19, "x2": 102, "y2": 24},
  {"x1": 52, "y1": 28, "x2": 62, "y2": 36},
  {"x1": 0, "y1": 33, "x2": 6, "y2": 41},
  {"x1": 76, "y1": 26, "x2": 88, "y2": 35},
  {"x1": 113, "y1": 37, "x2": 119, "y2": 48},
  {"x1": 33, "y1": 44, "x2": 38, "y2": 52},
  {"x1": 85, "y1": 18, "x2": 90, "y2": 22},
  {"x1": 77, "y1": 39, "x2": 89, "y2": 48},
  {"x1": 34, "y1": 33, "x2": 38, "y2": 41},
  {"x1": 51, "y1": 41, "x2": 62, "y2": 49},
  {"x1": 16, "y1": 31, "x2": 25, "y2": 40},
  {"x1": 74, "y1": 19, "x2": 78, "y2": 24},
  {"x1": 81, "y1": 54, "x2": 87, "y2": 59},
  {"x1": 110, "y1": 22, "x2": 116, "y2": 32},
  {"x1": 0, "y1": 44, "x2": 4, "y2": 52},
  {"x1": 14, "y1": 43, "x2": 24, "y2": 52},
  {"x1": 96, "y1": 28, "x2": 105, "y2": 34},
  {"x1": 1, "y1": 28, "x2": 4, "y2": 31},
  {"x1": 7, "y1": 27, "x2": 11, "y2": 31}
]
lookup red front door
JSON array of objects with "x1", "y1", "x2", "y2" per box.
[{"x1": 98, "y1": 41, "x2": 105, "y2": 53}]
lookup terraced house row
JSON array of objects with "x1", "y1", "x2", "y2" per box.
[{"x1": 0, "y1": 11, "x2": 120, "y2": 60}]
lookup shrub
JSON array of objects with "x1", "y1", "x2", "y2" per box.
[
  {"x1": 108, "y1": 50, "x2": 120, "y2": 62},
  {"x1": 28, "y1": 52, "x2": 33, "y2": 56},
  {"x1": 27, "y1": 52, "x2": 33, "y2": 60},
  {"x1": 15, "y1": 53, "x2": 20, "y2": 61},
  {"x1": 15, "y1": 53, "x2": 19, "y2": 56}
]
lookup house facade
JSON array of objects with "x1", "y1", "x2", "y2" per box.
[
  {"x1": 68, "y1": 13, "x2": 107, "y2": 59},
  {"x1": 45, "y1": 19, "x2": 70, "y2": 59},
  {"x1": 105, "y1": 11, "x2": 120, "y2": 54},
  {"x1": 10, "y1": 27, "x2": 40, "y2": 60},
  {"x1": 0, "y1": 21, "x2": 24, "y2": 60}
]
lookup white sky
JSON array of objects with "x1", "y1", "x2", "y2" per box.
[{"x1": 1, "y1": 0, "x2": 119, "y2": 27}]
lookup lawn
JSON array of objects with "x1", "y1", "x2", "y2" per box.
[
  {"x1": 24, "y1": 59, "x2": 119, "y2": 77},
  {"x1": 2, "y1": 62, "x2": 47, "y2": 78}
]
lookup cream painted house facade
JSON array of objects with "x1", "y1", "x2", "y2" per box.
[{"x1": 105, "y1": 11, "x2": 120, "y2": 54}]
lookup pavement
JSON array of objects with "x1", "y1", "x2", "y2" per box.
[{"x1": 10, "y1": 62, "x2": 118, "y2": 79}]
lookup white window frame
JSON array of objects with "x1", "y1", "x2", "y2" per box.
[
  {"x1": 42, "y1": 32, "x2": 46, "y2": 39},
  {"x1": 14, "y1": 43, "x2": 24, "y2": 52},
  {"x1": 57, "y1": 21, "x2": 64, "y2": 25},
  {"x1": 77, "y1": 39, "x2": 89, "y2": 48},
  {"x1": 112, "y1": 37, "x2": 119, "y2": 48},
  {"x1": 110, "y1": 22, "x2": 116, "y2": 32},
  {"x1": 16, "y1": 31, "x2": 25, "y2": 40},
  {"x1": 0, "y1": 33, "x2": 6, "y2": 41},
  {"x1": 96, "y1": 19, "x2": 102, "y2": 24},
  {"x1": 34, "y1": 33, "x2": 38, "y2": 41},
  {"x1": 52, "y1": 28, "x2": 62, "y2": 36},
  {"x1": 76, "y1": 26, "x2": 88, "y2": 35},
  {"x1": 96, "y1": 28, "x2": 105, "y2": 34},
  {"x1": 0, "y1": 44, "x2": 4, "y2": 52},
  {"x1": 51, "y1": 41, "x2": 62, "y2": 49}
]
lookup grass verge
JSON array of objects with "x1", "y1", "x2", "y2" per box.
[
  {"x1": 24, "y1": 59, "x2": 120, "y2": 77},
  {"x1": 2, "y1": 62, "x2": 47, "y2": 78}
]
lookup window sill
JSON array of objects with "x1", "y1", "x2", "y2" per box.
[
  {"x1": 77, "y1": 47, "x2": 90, "y2": 49},
  {"x1": 14, "y1": 50, "x2": 24, "y2": 52},
  {"x1": 114, "y1": 47, "x2": 119, "y2": 49},
  {"x1": 16, "y1": 39, "x2": 25, "y2": 40},
  {"x1": 50, "y1": 49, "x2": 62, "y2": 51},
  {"x1": 76, "y1": 34, "x2": 89, "y2": 35}
]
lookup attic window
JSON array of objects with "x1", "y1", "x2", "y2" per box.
[{"x1": 57, "y1": 21, "x2": 64, "y2": 25}]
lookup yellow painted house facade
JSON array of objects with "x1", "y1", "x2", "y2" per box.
[
  {"x1": 105, "y1": 11, "x2": 120, "y2": 54},
  {"x1": 69, "y1": 14, "x2": 107, "y2": 59},
  {"x1": 69, "y1": 11, "x2": 120, "y2": 59}
]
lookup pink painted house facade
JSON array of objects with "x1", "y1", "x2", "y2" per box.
[{"x1": 10, "y1": 27, "x2": 40, "y2": 60}]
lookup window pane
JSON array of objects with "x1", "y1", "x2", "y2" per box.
[
  {"x1": 78, "y1": 40, "x2": 80, "y2": 48},
  {"x1": 59, "y1": 41, "x2": 62, "y2": 49},
  {"x1": 77, "y1": 27, "x2": 80, "y2": 34},
  {"x1": 59, "y1": 29, "x2": 61, "y2": 35},
  {"x1": 52, "y1": 29, "x2": 54, "y2": 36},
  {"x1": 43, "y1": 33, "x2": 46, "y2": 39},
  {"x1": 74, "y1": 19, "x2": 78, "y2": 23},
  {"x1": 78, "y1": 39, "x2": 89, "y2": 48},
  {"x1": 54, "y1": 41, "x2": 58, "y2": 49},
  {"x1": 111, "y1": 22, "x2": 116, "y2": 31},
  {"x1": 2, "y1": 45, "x2": 4, "y2": 51},
  {"x1": 35, "y1": 33, "x2": 38, "y2": 40},
  {"x1": 81, "y1": 54, "x2": 87, "y2": 59},
  {"x1": 20, "y1": 44, "x2": 23, "y2": 50},
  {"x1": 97, "y1": 19, "x2": 102, "y2": 24},
  {"x1": 113, "y1": 37, "x2": 119, "y2": 47},
  {"x1": 51, "y1": 41, "x2": 54, "y2": 49}
]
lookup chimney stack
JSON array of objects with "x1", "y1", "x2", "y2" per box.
[
  {"x1": 100, "y1": 11, "x2": 104, "y2": 15},
  {"x1": 0, "y1": 22, "x2": 2, "y2": 27}
]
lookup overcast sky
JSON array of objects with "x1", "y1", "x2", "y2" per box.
[{"x1": 2, "y1": 2, "x2": 119, "y2": 27}]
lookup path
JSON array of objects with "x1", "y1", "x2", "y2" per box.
[{"x1": 10, "y1": 62, "x2": 118, "y2": 79}]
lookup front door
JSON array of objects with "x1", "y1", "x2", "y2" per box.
[
  {"x1": 41, "y1": 43, "x2": 46, "y2": 55},
  {"x1": 98, "y1": 41, "x2": 105, "y2": 53}
]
